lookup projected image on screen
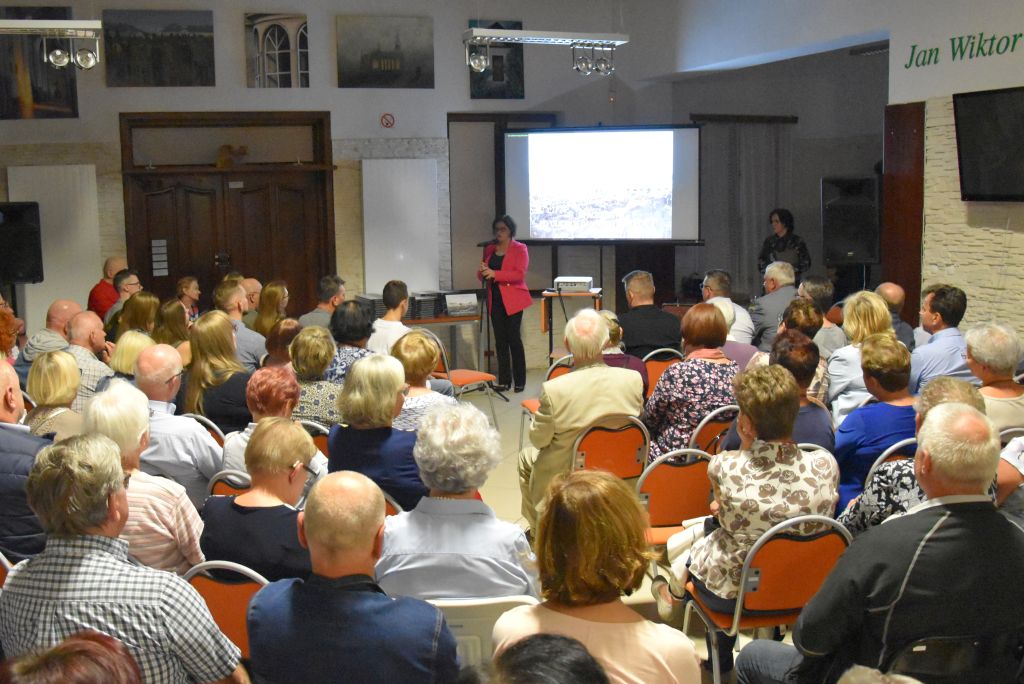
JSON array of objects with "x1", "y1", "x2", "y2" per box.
[{"x1": 528, "y1": 131, "x2": 673, "y2": 239}]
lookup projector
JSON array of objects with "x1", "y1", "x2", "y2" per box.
[{"x1": 553, "y1": 276, "x2": 593, "y2": 293}]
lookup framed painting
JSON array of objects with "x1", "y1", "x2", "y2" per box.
[
  {"x1": 0, "y1": 6, "x2": 78, "y2": 119},
  {"x1": 104, "y1": 9, "x2": 215, "y2": 87},
  {"x1": 336, "y1": 15, "x2": 434, "y2": 89}
]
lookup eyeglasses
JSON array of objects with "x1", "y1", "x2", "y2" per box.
[
  {"x1": 400, "y1": 384, "x2": 411, "y2": 397},
  {"x1": 292, "y1": 461, "x2": 317, "y2": 482},
  {"x1": 165, "y1": 370, "x2": 184, "y2": 385}
]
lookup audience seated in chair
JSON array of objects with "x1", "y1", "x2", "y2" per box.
[
  {"x1": 24, "y1": 350, "x2": 83, "y2": 442},
  {"x1": 645, "y1": 303, "x2": 738, "y2": 461},
  {"x1": 518, "y1": 308, "x2": 643, "y2": 530},
  {"x1": 221, "y1": 366, "x2": 327, "y2": 475},
  {"x1": 963, "y1": 322, "x2": 1024, "y2": 432},
  {"x1": 390, "y1": 330, "x2": 456, "y2": 431},
  {"x1": 327, "y1": 355, "x2": 427, "y2": 510},
  {"x1": 618, "y1": 270, "x2": 681, "y2": 358},
  {"x1": 798, "y1": 275, "x2": 847, "y2": 360},
  {"x1": 745, "y1": 297, "x2": 829, "y2": 404},
  {"x1": 376, "y1": 403, "x2": 537, "y2": 599},
  {"x1": 461, "y1": 634, "x2": 610, "y2": 684},
  {"x1": 84, "y1": 379, "x2": 205, "y2": 574},
  {"x1": 0, "y1": 434, "x2": 246, "y2": 684},
  {"x1": 298, "y1": 274, "x2": 345, "y2": 330},
  {"x1": 654, "y1": 365, "x2": 838, "y2": 675},
  {"x1": 247, "y1": 471, "x2": 458, "y2": 683},
  {"x1": 97, "y1": 329, "x2": 154, "y2": 393},
  {"x1": 115, "y1": 291, "x2": 159, "y2": 342},
  {"x1": 66, "y1": 311, "x2": 114, "y2": 413},
  {"x1": 597, "y1": 309, "x2": 650, "y2": 396},
  {"x1": 494, "y1": 470, "x2": 701, "y2": 684},
  {"x1": 289, "y1": 326, "x2": 342, "y2": 426},
  {"x1": 909, "y1": 284, "x2": 979, "y2": 394},
  {"x1": 833, "y1": 333, "x2": 917, "y2": 512},
  {"x1": 827, "y1": 291, "x2": 895, "y2": 426},
  {"x1": 251, "y1": 280, "x2": 289, "y2": 339},
  {"x1": 749, "y1": 261, "x2": 798, "y2": 353},
  {"x1": 213, "y1": 281, "x2": 265, "y2": 372},
  {"x1": 102, "y1": 268, "x2": 143, "y2": 329},
  {"x1": 153, "y1": 298, "x2": 193, "y2": 367},
  {"x1": 323, "y1": 299, "x2": 375, "y2": 385},
  {"x1": 736, "y1": 402, "x2": 1024, "y2": 684},
  {"x1": 711, "y1": 299, "x2": 758, "y2": 371},
  {"x1": 261, "y1": 317, "x2": 301, "y2": 368},
  {"x1": 721, "y1": 330, "x2": 835, "y2": 452},
  {"x1": 88, "y1": 256, "x2": 126, "y2": 321},
  {"x1": 13, "y1": 298, "x2": 80, "y2": 387},
  {"x1": 367, "y1": 279, "x2": 413, "y2": 355},
  {"x1": 702, "y1": 269, "x2": 755, "y2": 345},
  {"x1": 202, "y1": 417, "x2": 315, "y2": 581},
  {"x1": 176, "y1": 276, "x2": 201, "y2": 324},
  {"x1": 837, "y1": 377, "x2": 984, "y2": 536},
  {"x1": 875, "y1": 282, "x2": 916, "y2": 352},
  {"x1": 0, "y1": 362, "x2": 48, "y2": 562},
  {"x1": 135, "y1": 344, "x2": 224, "y2": 509},
  {"x1": 0, "y1": 630, "x2": 143, "y2": 684},
  {"x1": 177, "y1": 311, "x2": 253, "y2": 435},
  {"x1": 239, "y1": 277, "x2": 262, "y2": 331}
]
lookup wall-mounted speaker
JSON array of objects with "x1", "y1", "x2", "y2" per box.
[
  {"x1": 0, "y1": 202, "x2": 44, "y2": 284},
  {"x1": 821, "y1": 177, "x2": 879, "y2": 265}
]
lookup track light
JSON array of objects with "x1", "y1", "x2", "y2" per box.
[
  {"x1": 47, "y1": 47, "x2": 70, "y2": 68},
  {"x1": 594, "y1": 49, "x2": 615, "y2": 76},
  {"x1": 73, "y1": 47, "x2": 98, "y2": 69},
  {"x1": 463, "y1": 28, "x2": 627, "y2": 76},
  {"x1": 31, "y1": 26, "x2": 102, "y2": 71}
]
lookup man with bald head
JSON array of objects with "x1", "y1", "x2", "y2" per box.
[
  {"x1": 66, "y1": 311, "x2": 114, "y2": 412},
  {"x1": 13, "y1": 299, "x2": 81, "y2": 386},
  {"x1": 87, "y1": 255, "x2": 126, "y2": 319},
  {"x1": 0, "y1": 363, "x2": 48, "y2": 561},
  {"x1": 736, "y1": 402, "x2": 1024, "y2": 683},
  {"x1": 517, "y1": 308, "x2": 644, "y2": 529},
  {"x1": 875, "y1": 281, "x2": 915, "y2": 351},
  {"x1": 213, "y1": 281, "x2": 266, "y2": 372},
  {"x1": 135, "y1": 344, "x2": 223, "y2": 509},
  {"x1": 240, "y1": 277, "x2": 262, "y2": 330},
  {"x1": 247, "y1": 472, "x2": 458, "y2": 683}
]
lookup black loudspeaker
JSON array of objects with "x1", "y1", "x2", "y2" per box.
[
  {"x1": 0, "y1": 202, "x2": 44, "y2": 284},
  {"x1": 821, "y1": 177, "x2": 879, "y2": 265}
]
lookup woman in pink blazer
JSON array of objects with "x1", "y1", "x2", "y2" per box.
[{"x1": 478, "y1": 215, "x2": 532, "y2": 392}]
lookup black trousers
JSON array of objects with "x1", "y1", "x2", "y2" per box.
[{"x1": 490, "y1": 293, "x2": 525, "y2": 389}]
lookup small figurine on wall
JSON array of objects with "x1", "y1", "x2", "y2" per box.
[{"x1": 215, "y1": 145, "x2": 248, "y2": 168}]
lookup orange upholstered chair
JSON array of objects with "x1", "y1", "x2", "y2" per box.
[
  {"x1": 689, "y1": 404, "x2": 740, "y2": 454},
  {"x1": 207, "y1": 470, "x2": 252, "y2": 497},
  {"x1": 182, "y1": 412, "x2": 226, "y2": 446},
  {"x1": 183, "y1": 560, "x2": 269, "y2": 659},
  {"x1": 518, "y1": 355, "x2": 573, "y2": 450},
  {"x1": 571, "y1": 414, "x2": 650, "y2": 479},
  {"x1": 637, "y1": 449, "x2": 714, "y2": 547},
  {"x1": 421, "y1": 329, "x2": 500, "y2": 426},
  {"x1": 641, "y1": 348, "x2": 685, "y2": 399}
]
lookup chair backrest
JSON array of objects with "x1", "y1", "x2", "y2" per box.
[
  {"x1": 0, "y1": 550, "x2": 12, "y2": 586},
  {"x1": 572, "y1": 414, "x2": 650, "y2": 479},
  {"x1": 637, "y1": 449, "x2": 713, "y2": 525},
  {"x1": 207, "y1": 469, "x2": 252, "y2": 497},
  {"x1": 642, "y1": 348, "x2": 685, "y2": 399},
  {"x1": 547, "y1": 354, "x2": 573, "y2": 381},
  {"x1": 298, "y1": 419, "x2": 330, "y2": 453},
  {"x1": 430, "y1": 595, "x2": 539, "y2": 666},
  {"x1": 183, "y1": 561, "x2": 268, "y2": 659},
  {"x1": 420, "y1": 328, "x2": 452, "y2": 376},
  {"x1": 733, "y1": 515, "x2": 852, "y2": 622},
  {"x1": 864, "y1": 437, "x2": 917, "y2": 489},
  {"x1": 797, "y1": 443, "x2": 830, "y2": 452},
  {"x1": 1001, "y1": 427, "x2": 1024, "y2": 445},
  {"x1": 182, "y1": 413, "x2": 226, "y2": 446},
  {"x1": 689, "y1": 404, "x2": 740, "y2": 454},
  {"x1": 884, "y1": 630, "x2": 1024, "y2": 682},
  {"x1": 384, "y1": 491, "x2": 404, "y2": 516}
]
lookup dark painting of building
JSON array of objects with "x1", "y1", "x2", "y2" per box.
[
  {"x1": 104, "y1": 9, "x2": 215, "y2": 87},
  {"x1": 336, "y1": 15, "x2": 434, "y2": 89},
  {"x1": 0, "y1": 6, "x2": 78, "y2": 120},
  {"x1": 468, "y1": 20, "x2": 524, "y2": 100},
  {"x1": 245, "y1": 13, "x2": 309, "y2": 88}
]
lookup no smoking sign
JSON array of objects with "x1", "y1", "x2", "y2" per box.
[{"x1": 380, "y1": 113, "x2": 396, "y2": 128}]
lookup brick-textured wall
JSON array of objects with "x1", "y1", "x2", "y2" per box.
[{"x1": 922, "y1": 98, "x2": 1024, "y2": 329}]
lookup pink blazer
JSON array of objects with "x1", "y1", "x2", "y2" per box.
[{"x1": 479, "y1": 239, "x2": 533, "y2": 316}]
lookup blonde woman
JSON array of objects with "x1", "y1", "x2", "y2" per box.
[
  {"x1": 326, "y1": 354, "x2": 426, "y2": 510},
  {"x1": 290, "y1": 326, "x2": 342, "y2": 426},
  {"x1": 826, "y1": 291, "x2": 895, "y2": 425},
  {"x1": 390, "y1": 331, "x2": 456, "y2": 431},
  {"x1": 176, "y1": 276, "x2": 201, "y2": 323},
  {"x1": 494, "y1": 470, "x2": 701, "y2": 684},
  {"x1": 25, "y1": 350, "x2": 83, "y2": 441},
  {"x1": 115, "y1": 291, "x2": 159, "y2": 341},
  {"x1": 253, "y1": 280, "x2": 289, "y2": 338},
  {"x1": 152, "y1": 298, "x2": 192, "y2": 366},
  {"x1": 597, "y1": 310, "x2": 649, "y2": 396},
  {"x1": 98, "y1": 330, "x2": 155, "y2": 393},
  {"x1": 179, "y1": 310, "x2": 252, "y2": 433}
]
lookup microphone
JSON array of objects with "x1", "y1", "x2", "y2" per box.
[{"x1": 476, "y1": 239, "x2": 498, "y2": 247}]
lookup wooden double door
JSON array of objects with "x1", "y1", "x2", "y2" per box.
[{"x1": 124, "y1": 169, "x2": 333, "y2": 317}]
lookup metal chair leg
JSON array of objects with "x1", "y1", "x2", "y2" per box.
[{"x1": 483, "y1": 386, "x2": 499, "y2": 427}]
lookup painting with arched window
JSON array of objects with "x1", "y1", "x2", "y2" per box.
[{"x1": 244, "y1": 13, "x2": 309, "y2": 88}]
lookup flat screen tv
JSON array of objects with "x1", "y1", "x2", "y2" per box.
[
  {"x1": 953, "y1": 86, "x2": 1024, "y2": 202},
  {"x1": 504, "y1": 125, "x2": 700, "y2": 242}
]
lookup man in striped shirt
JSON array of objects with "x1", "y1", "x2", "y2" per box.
[{"x1": 0, "y1": 434, "x2": 247, "y2": 684}]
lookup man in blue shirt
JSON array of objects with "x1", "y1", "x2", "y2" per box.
[
  {"x1": 247, "y1": 471, "x2": 459, "y2": 683},
  {"x1": 908, "y1": 284, "x2": 979, "y2": 394}
]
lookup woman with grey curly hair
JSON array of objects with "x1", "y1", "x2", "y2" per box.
[
  {"x1": 964, "y1": 322, "x2": 1024, "y2": 433},
  {"x1": 374, "y1": 403, "x2": 538, "y2": 600}
]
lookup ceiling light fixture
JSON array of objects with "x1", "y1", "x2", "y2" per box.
[
  {"x1": 463, "y1": 28, "x2": 627, "y2": 76},
  {"x1": 0, "y1": 19, "x2": 102, "y2": 71}
]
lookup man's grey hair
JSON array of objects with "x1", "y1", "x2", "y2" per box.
[
  {"x1": 703, "y1": 270, "x2": 732, "y2": 296},
  {"x1": 564, "y1": 308, "x2": 609, "y2": 362},
  {"x1": 413, "y1": 403, "x2": 501, "y2": 493},
  {"x1": 83, "y1": 379, "x2": 149, "y2": 457},
  {"x1": 800, "y1": 276, "x2": 834, "y2": 315},
  {"x1": 964, "y1": 322, "x2": 1023, "y2": 377},
  {"x1": 917, "y1": 402, "x2": 999, "y2": 491},
  {"x1": 316, "y1": 275, "x2": 346, "y2": 303},
  {"x1": 764, "y1": 261, "x2": 795, "y2": 287},
  {"x1": 27, "y1": 434, "x2": 125, "y2": 536},
  {"x1": 913, "y1": 376, "x2": 985, "y2": 419}
]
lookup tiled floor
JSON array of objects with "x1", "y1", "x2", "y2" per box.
[{"x1": 458, "y1": 369, "x2": 753, "y2": 683}]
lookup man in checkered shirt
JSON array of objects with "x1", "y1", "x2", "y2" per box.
[{"x1": 0, "y1": 434, "x2": 248, "y2": 684}]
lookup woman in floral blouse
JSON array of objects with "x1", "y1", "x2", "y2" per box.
[
  {"x1": 655, "y1": 365, "x2": 839, "y2": 674},
  {"x1": 644, "y1": 303, "x2": 738, "y2": 460}
]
